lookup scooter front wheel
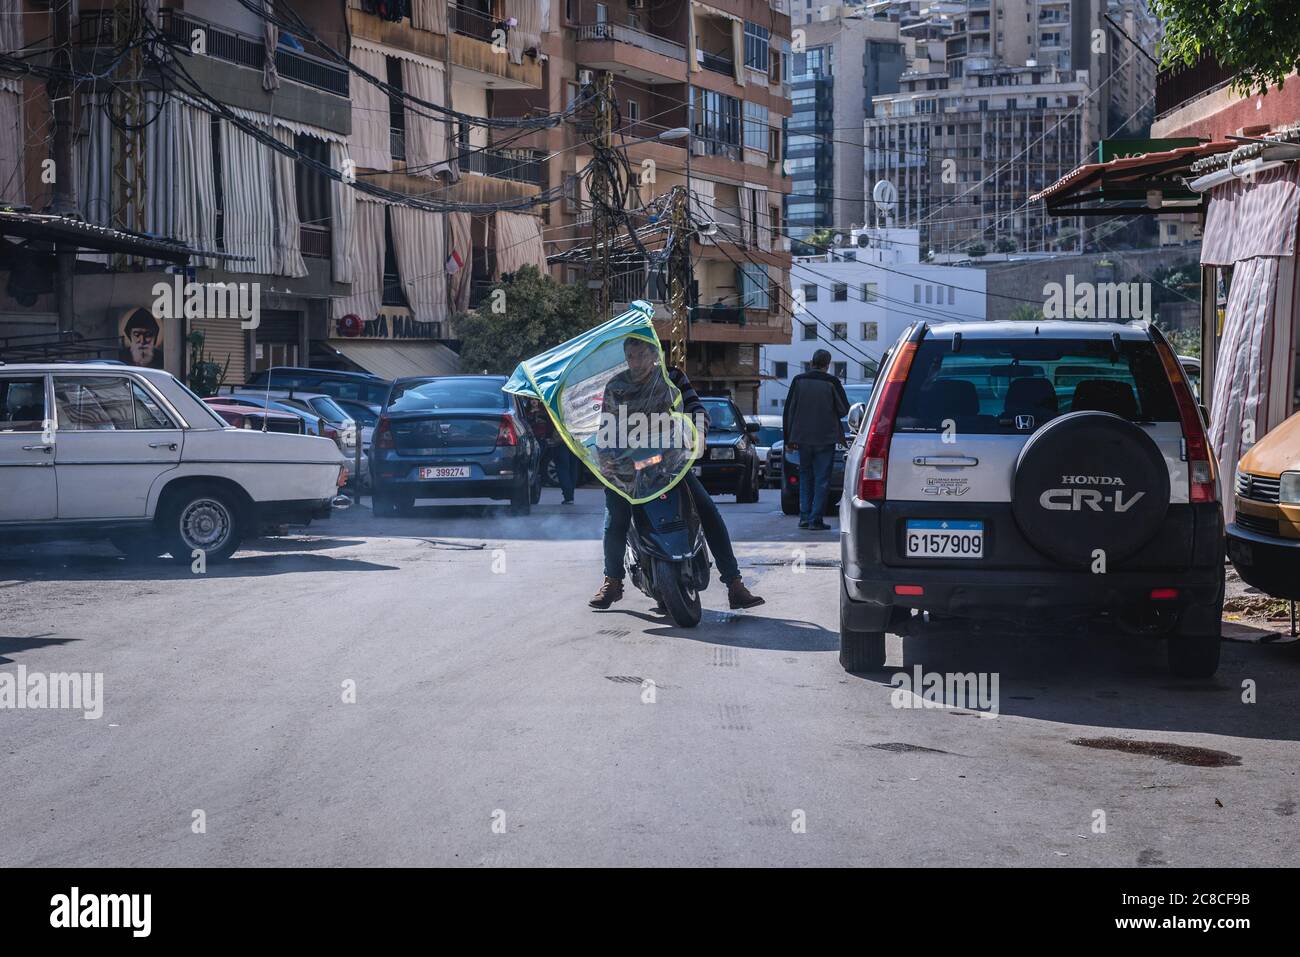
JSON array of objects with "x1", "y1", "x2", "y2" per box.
[{"x1": 655, "y1": 559, "x2": 702, "y2": 627}]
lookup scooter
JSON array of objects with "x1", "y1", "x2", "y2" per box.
[{"x1": 624, "y1": 477, "x2": 711, "y2": 628}]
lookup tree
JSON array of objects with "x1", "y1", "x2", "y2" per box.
[
  {"x1": 995, "y1": 238, "x2": 1016, "y2": 254},
  {"x1": 453, "y1": 265, "x2": 598, "y2": 375},
  {"x1": 1153, "y1": 0, "x2": 1300, "y2": 94},
  {"x1": 1008, "y1": 304, "x2": 1044, "y2": 323},
  {"x1": 966, "y1": 243, "x2": 987, "y2": 258}
]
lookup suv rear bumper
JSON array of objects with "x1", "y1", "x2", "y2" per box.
[{"x1": 843, "y1": 497, "x2": 1224, "y2": 629}]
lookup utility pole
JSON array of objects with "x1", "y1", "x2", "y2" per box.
[
  {"x1": 587, "y1": 71, "x2": 615, "y2": 321},
  {"x1": 48, "y1": 0, "x2": 77, "y2": 332},
  {"x1": 110, "y1": 0, "x2": 146, "y2": 267},
  {"x1": 666, "y1": 185, "x2": 690, "y2": 370}
]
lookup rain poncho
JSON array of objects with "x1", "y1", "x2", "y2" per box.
[{"x1": 504, "y1": 300, "x2": 701, "y2": 503}]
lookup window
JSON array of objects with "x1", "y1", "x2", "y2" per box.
[
  {"x1": 627, "y1": 98, "x2": 639, "y2": 122},
  {"x1": 925, "y1": 286, "x2": 933, "y2": 304},
  {"x1": 803, "y1": 283, "x2": 818, "y2": 303},
  {"x1": 832, "y1": 323, "x2": 847, "y2": 340},
  {"x1": 739, "y1": 264, "x2": 769, "y2": 310},
  {"x1": 773, "y1": 361, "x2": 788, "y2": 379},
  {"x1": 913, "y1": 284, "x2": 921, "y2": 303},
  {"x1": 861, "y1": 361, "x2": 874, "y2": 379},
  {"x1": 0, "y1": 377, "x2": 46, "y2": 431},
  {"x1": 695, "y1": 89, "x2": 742, "y2": 146},
  {"x1": 743, "y1": 101, "x2": 769, "y2": 151},
  {"x1": 833, "y1": 361, "x2": 848, "y2": 379},
  {"x1": 52, "y1": 376, "x2": 174, "y2": 431},
  {"x1": 744, "y1": 22, "x2": 770, "y2": 72},
  {"x1": 832, "y1": 282, "x2": 848, "y2": 302},
  {"x1": 948, "y1": 287, "x2": 955, "y2": 304},
  {"x1": 861, "y1": 282, "x2": 877, "y2": 302},
  {"x1": 565, "y1": 0, "x2": 575, "y2": 23},
  {"x1": 801, "y1": 322, "x2": 817, "y2": 341},
  {"x1": 801, "y1": 361, "x2": 811, "y2": 373},
  {"x1": 595, "y1": 3, "x2": 607, "y2": 23},
  {"x1": 861, "y1": 321, "x2": 878, "y2": 341},
  {"x1": 386, "y1": 56, "x2": 405, "y2": 162}
]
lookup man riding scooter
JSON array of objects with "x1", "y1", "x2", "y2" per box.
[{"x1": 589, "y1": 337, "x2": 764, "y2": 612}]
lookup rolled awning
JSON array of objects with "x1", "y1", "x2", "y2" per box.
[{"x1": 330, "y1": 339, "x2": 461, "y2": 380}]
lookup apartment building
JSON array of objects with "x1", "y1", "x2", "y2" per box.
[
  {"x1": 785, "y1": 11, "x2": 905, "y2": 249},
  {"x1": 496, "y1": 0, "x2": 794, "y2": 413},
  {"x1": 759, "y1": 225, "x2": 985, "y2": 409},
  {"x1": 859, "y1": 0, "x2": 1155, "y2": 258},
  {"x1": 0, "y1": 1, "x2": 552, "y2": 384}
]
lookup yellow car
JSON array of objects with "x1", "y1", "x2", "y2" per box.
[{"x1": 1227, "y1": 411, "x2": 1300, "y2": 600}]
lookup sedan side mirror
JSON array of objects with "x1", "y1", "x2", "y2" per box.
[
  {"x1": 745, "y1": 421, "x2": 760, "y2": 433},
  {"x1": 846, "y1": 402, "x2": 868, "y2": 433}
]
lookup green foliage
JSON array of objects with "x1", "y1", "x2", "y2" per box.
[
  {"x1": 966, "y1": 243, "x2": 987, "y2": 258},
  {"x1": 453, "y1": 265, "x2": 599, "y2": 375},
  {"x1": 1162, "y1": 326, "x2": 1201, "y2": 358},
  {"x1": 994, "y1": 238, "x2": 1017, "y2": 253},
  {"x1": 1008, "y1": 303, "x2": 1044, "y2": 323},
  {"x1": 186, "y1": 331, "x2": 229, "y2": 398},
  {"x1": 1153, "y1": 0, "x2": 1300, "y2": 94}
]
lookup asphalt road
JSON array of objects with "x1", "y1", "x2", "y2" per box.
[{"x1": 2, "y1": 488, "x2": 1298, "y2": 867}]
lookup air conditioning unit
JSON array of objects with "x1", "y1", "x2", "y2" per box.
[
  {"x1": 691, "y1": 139, "x2": 707, "y2": 156},
  {"x1": 579, "y1": 69, "x2": 593, "y2": 86}
]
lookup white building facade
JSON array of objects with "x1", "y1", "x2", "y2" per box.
[{"x1": 760, "y1": 227, "x2": 987, "y2": 410}]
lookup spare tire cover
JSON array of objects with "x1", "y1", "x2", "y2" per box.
[{"x1": 1012, "y1": 411, "x2": 1170, "y2": 568}]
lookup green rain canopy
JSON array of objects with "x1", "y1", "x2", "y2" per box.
[{"x1": 503, "y1": 300, "x2": 700, "y2": 504}]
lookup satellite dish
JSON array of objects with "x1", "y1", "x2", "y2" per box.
[
  {"x1": 872, "y1": 179, "x2": 898, "y2": 226},
  {"x1": 832, "y1": 232, "x2": 844, "y2": 246}
]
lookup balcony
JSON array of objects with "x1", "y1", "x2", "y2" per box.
[
  {"x1": 124, "y1": 9, "x2": 348, "y2": 97},
  {"x1": 301, "y1": 224, "x2": 331, "y2": 259},
  {"x1": 1155, "y1": 53, "x2": 1235, "y2": 119},
  {"x1": 699, "y1": 51, "x2": 735, "y2": 77},
  {"x1": 451, "y1": 3, "x2": 495, "y2": 43},
  {"x1": 576, "y1": 21, "x2": 688, "y2": 84},
  {"x1": 460, "y1": 147, "x2": 544, "y2": 186},
  {"x1": 690, "y1": 304, "x2": 747, "y2": 326}
]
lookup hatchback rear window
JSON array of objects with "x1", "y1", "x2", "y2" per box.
[
  {"x1": 895, "y1": 337, "x2": 1180, "y2": 433},
  {"x1": 388, "y1": 378, "x2": 508, "y2": 412}
]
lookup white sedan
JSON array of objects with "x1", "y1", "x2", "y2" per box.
[{"x1": 0, "y1": 363, "x2": 347, "y2": 563}]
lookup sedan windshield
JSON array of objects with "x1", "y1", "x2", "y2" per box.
[{"x1": 701, "y1": 399, "x2": 741, "y2": 431}]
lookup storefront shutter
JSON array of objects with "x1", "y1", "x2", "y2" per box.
[{"x1": 190, "y1": 318, "x2": 248, "y2": 388}]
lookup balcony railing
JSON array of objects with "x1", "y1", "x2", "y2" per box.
[
  {"x1": 451, "y1": 3, "x2": 496, "y2": 43},
  {"x1": 1156, "y1": 53, "x2": 1236, "y2": 118},
  {"x1": 692, "y1": 133, "x2": 741, "y2": 161},
  {"x1": 300, "y1": 224, "x2": 331, "y2": 259},
  {"x1": 390, "y1": 128, "x2": 406, "y2": 162},
  {"x1": 699, "y1": 51, "x2": 735, "y2": 76},
  {"x1": 77, "y1": 9, "x2": 350, "y2": 97},
  {"x1": 690, "y1": 304, "x2": 747, "y2": 326},
  {"x1": 577, "y1": 22, "x2": 687, "y2": 61},
  {"x1": 460, "y1": 146, "x2": 544, "y2": 186}
]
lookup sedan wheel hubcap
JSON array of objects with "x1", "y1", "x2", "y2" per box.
[{"x1": 181, "y1": 499, "x2": 230, "y2": 551}]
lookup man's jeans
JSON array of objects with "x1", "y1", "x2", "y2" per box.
[
  {"x1": 797, "y1": 444, "x2": 836, "y2": 523},
  {"x1": 603, "y1": 472, "x2": 740, "y2": 583},
  {"x1": 550, "y1": 443, "x2": 578, "y2": 501}
]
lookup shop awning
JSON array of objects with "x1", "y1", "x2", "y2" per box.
[
  {"x1": 330, "y1": 339, "x2": 461, "y2": 380},
  {"x1": 0, "y1": 210, "x2": 245, "y2": 263},
  {"x1": 1031, "y1": 139, "x2": 1237, "y2": 216}
]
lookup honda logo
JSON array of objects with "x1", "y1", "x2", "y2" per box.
[{"x1": 1014, "y1": 414, "x2": 1035, "y2": 431}]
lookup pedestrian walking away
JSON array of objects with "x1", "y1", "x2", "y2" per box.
[{"x1": 783, "y1": 348, "x2": 849, "y2": 531}]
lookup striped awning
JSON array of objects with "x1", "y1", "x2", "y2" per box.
[{"x1": 331, "y1": 339, "x2": 461, "y2": 380}]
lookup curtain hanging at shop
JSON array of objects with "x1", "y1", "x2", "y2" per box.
[
  {"x1": 400, "y1": 57, "x2": 450, "y2": 179},
  {"x1": 333, "y1": 198, "x2": 386, "y2": 323},
  {"x1": 348, "y1": 44, "x2": 392, "y2": 172},
  {"x1": 1200, "y1": 164, "x2": 1300, "y2": 520},
  {"x1": 449, "y1": 210, "x2": 472, "y2": 312},
  {"x1": 329, "y1": 141, "x2": 356, "y2": 284},
  {"x1": 493, "y1": 211, "x2": 545, "y2": 277},
  {"x1": 262, "y1": 0, "x2": 280, "y2": 91},
  {"x1": 0, "y1": 0, "x2": 21, "y2": 57},
  {"x1": 389, "y1": 205, "x2": 447, "y2": 326},
  {"x1": 172, "y1": 100, "x2": 218, "y2": 268},
  {"x1": 220, "y1": 117, "x2": 277, "y2": 274},
  {"x1": 272, "y1": 127, "x2": 308, "y2": 278}
]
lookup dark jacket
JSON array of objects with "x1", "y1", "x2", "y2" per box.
[
  {"x1": 784, "y1": 369, "x2": 849, "y2": 447},
  {"x1": 668, "y1": 366, "x2": 709, "y2": 427}
]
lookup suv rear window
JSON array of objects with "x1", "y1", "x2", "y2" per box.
[
  {"x1": 895, "y1": 337, "x2": 1180, "y2": 434},
  {"x1": 388, "y1": 378, "x2": 508, "y2": 412}
]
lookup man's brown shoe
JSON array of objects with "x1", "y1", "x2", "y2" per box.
[
  {"x1": 728, "y1": 579, "x2": 765, "y2": 610},
  {"x1": 589, "y1": 577, "x2": 624, "y2": 609}
]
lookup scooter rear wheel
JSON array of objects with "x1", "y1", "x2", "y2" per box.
[{"x1": 655, "y1": 559, "x2": 702, "y2": 627}]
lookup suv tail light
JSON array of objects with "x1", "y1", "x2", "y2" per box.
[
  {"x1": 857, "y1": 340, "x2": 918, "y2": 501},
  {"x1": 1153, "y1": 335, "x2": 1217, "y2": 503},
  {"x1": 374, "y1": 416, "x2": 395, "y2": 450},
  {"x1": 495, "y1": 416, "x2": 518, "y2": 447}
]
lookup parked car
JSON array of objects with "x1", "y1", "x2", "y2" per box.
[
  {"x1": 245, "y1": 366, "x2": 390, "y2": 406},
  {"x1": 205, "y1": 402, "x2": 305, "y2": 435},
  {"x1": 1227, "y1": 410, "x2": 1300, "y2": 600},
  {"x1": 204, "y1": 393, "x2": 325, "y2": 435},
  {"x1": 333, "y1": 398, "x2": 379, "y2": 452},
  {"x1": 745, "y1": 414, "x2": 783, "y2": 487},
  {"x1": 369, "y1": 375, "x2": 542, "y2": 516},
  {"x1": 774, "y1": 381, "x2": 872, "y2": 514},
  {"x1": 229, "y1": 389, "x2": 363, "y2": 480},
  {"x1": 838, "y1": 320, "x2": 1225, "y2": 678},
  {"x1": 0, "y1": 363, "x2": 346, "y2": 563},
  {"x1": 696, "y1": 396, "x2": 761, "y2": 502}
]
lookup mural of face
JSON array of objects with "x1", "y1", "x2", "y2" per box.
[{"x1": 119, "y1": 309, "x2": 164, "y2": 369}]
